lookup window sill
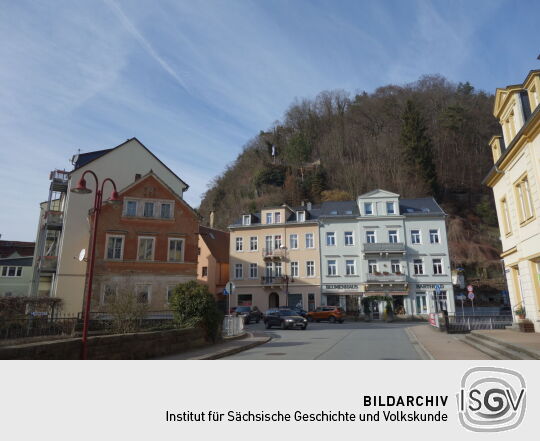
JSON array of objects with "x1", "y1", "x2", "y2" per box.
[{"x1": 519, "y1": 216, "x2": 535, "y2": 227}]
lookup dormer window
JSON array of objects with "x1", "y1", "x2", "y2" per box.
[
  {"x1": 364, "y1": 202, "x2": 373, "y2": 215},
  {"x1": 125, "y1": 200, "x2": 137, "y2": 217},
  {"x1": 143, "y1": 202, "x2": 154, "y2": 217},
  {"x1": 266, "y1": 212, "x2": 273, "y2": 224},
  {"x1": 242, "y1": 215, "x2": 251, "y2": 226},
  {"x1": 274, "y1": 212, "x2": 281, "y2": 223},
  {"x1": 297, "y1": 211, "x2": 305, "y2": 222},
  {"x1": 386, "y1": 202, "x2": 395, "y2": 214}
]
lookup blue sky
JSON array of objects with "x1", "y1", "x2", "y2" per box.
[{"x1": 1, "y1": 0, "x2": 539, "y2": 241}]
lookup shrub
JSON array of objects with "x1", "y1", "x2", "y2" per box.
[{"x1": 169, "y1": 281, "x2": 223, "y2": 342}]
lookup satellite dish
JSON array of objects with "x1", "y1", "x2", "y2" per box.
[{"x1": 78, "y1": 249, "x2": 87, "y2": 262}]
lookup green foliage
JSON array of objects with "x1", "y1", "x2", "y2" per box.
[
  {"x1": 400, "y1": 100, "x2": 438, "y2": 196},
  {"x1": 321, "y1": 189, "x2": 353, "y2": 201},
  {"x1": 457, "y1": 81, "x2": 474, "y2": 95},
  {"x1": 283, "y1": 132, "x2": 312, "y2": 166},
  {"x1": 475, "y1": 195, "x2": 498, "y2": 226},
  {"x1": 169, "y1": 281, "x2": 223, "y2": 342},
  {"x1": 304, "y1": 168, "x2": 327, "y2": 200},
  {"x1": 254, "y1": 165, "x2": 286, "y2": 188}
]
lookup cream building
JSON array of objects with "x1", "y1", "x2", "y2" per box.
[
  {"x1": 228, "y1": 204, "x2": 321, "y2": 311},
  {"x1": 484, "y1": 69, "x2": 540, "y2": 331}
]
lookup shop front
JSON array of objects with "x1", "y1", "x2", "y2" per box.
[{"x1": 321, "y1": 283, "x2": 362, "y2": 313}]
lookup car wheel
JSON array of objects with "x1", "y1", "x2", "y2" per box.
[
  {"x1": 329, "y1": 316, "x2": 336, "y2": 323},
  {"x1": 281, "y1": 321, "x2": 287, "y2": 330},
  {"x1": 307, "y1": 316, "x2": 313, "y2": 322},
  {"x1": 265, "y1": 322, "x2": 271, "y2": 329},
  {"x1": 339, "y1": 319, "x2": 344, "y2": 323}
]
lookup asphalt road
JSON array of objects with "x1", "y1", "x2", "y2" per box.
[{"x1": 225, "y1": 320, "x2": 427, "y2": 360}]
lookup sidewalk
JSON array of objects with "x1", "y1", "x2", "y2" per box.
[
  {"x1": 471, "y1": 329, "x2": 540, "y2": 360},
  {"x1": 154, "y1": 332, "x2": 271, "y2": 360},
  {"x1": 407, "y1": 324, "x2": 492, "y2": 360}
]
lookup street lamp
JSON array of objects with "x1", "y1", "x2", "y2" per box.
[{"x1": 71, "y1": 170, "x2": 121, "y2": 359}]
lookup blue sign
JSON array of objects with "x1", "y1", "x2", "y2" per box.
[
  {"x1": 223, "y1": 289, "x2": 229, "y2": 296},
  {"x1": 435, "y1": 284, "x2": 441, "y2": 294}
]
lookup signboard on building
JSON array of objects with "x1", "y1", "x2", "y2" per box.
[
  {"x1": 322, "y1": 284, "x2": 359, "y2": 293},
  {"x1": 415, "y1": 283, "x2": 449, "y2": 290}
]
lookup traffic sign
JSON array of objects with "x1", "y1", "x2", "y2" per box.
[
  {"x1": 467, "y1": 285, "x2": 473, "y2": 292},
  {"x1": 457, "y1": 294, "x2": 466, "y2": 301},
  {"x1": 224, "y1": 281, "x2": 235, "y2": 295},
  {"x1": 468, "y1": 292, "x2": 475, "y2": 300},
  {"x1": 435, "y1": 284, "x2": 441, "y2": 294}
]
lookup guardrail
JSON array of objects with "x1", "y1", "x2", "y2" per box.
[{"x1": 445, "y1": 315, "x2": 514, "y2": 334}]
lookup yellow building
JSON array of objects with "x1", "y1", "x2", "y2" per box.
[
  {"x1": 484, "y1": 69, "x2": 540, "y2": 331},
  {"x1": 228, "y1": 204, "x2": 321, "y2": 312}
]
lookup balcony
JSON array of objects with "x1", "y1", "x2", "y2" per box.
[
  {"x1": 45, "y1": 211, "x2": 63, "y2": 230},
  {"x1": 364, "y1": 284, "x2": 408, "y2": 295},
  {"x1": 363, "y1": 242, "x2": 405, "y2": 254},
  {"x1": 261, "y1": 276, "x2": 283, "y2": 286},
  {"x1": 262, "y1": 247, "x2": 287, "y2": 260},
  {"x1": 366, "y1": 273, "x2": 407, "y2": 283},
  {"x1": 40, "y1": 256, "x2": 58, "y2": 273}
]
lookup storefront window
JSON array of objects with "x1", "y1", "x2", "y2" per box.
[{"x1": 238, "y1": 294, "x2": 252, "y2": 306}]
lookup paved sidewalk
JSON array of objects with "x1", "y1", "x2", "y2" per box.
[
  {"x1": 472, "y1": 329, "x2": 540, "y2": 359},
  {"x1": 154, "y1": 332, "x2": 271, "y2": 360},
  {"x1": 408, "y1": 324, "x2": 492, "y2": 360}
]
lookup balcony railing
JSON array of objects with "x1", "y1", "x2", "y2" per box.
[
  {"x1": 366, "y1": 273, "x2": 407, "y2": 283},
  {"x1": 40, "y1": 256, "x2": 58, "y2": 272},
  {"x1": 261, "y1": 276, "x2": 283, "y2": 286},
  {"x1": 262, "y1": 247, "x2": 287, "y2": 259},
  {"x1": 363, "y1": 242, "x2": 405, "y2": 253},
  {"x1": 45, "y1": 211, "x2": 63, "y2": 229}
]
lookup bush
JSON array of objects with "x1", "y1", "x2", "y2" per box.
[{"x1": 169, "y1": 281, "x2": 223, "y2": 342}]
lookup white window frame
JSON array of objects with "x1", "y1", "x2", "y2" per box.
[
  {"x1": 433, "y1": 258, "x2": 443, "y2": 275},
  {"x1": 242, "y1": 215, "x2": 251, "y2": 226},
  {"x1": 135, "y1": 284, "x2": 152, "y2": 304},
  {"x1": 290, "y1": 261, "x2": 299, "y2": 278},
  {"x1": 101, "y1": 284, "x2": 117, "y2": 305},
  {"x1": 105, "y1": 234, "x2": 124, "y2": 260},
  {"x1": 327, "y1": 259, "x2": 338, "y2": 276},
  {"x1": 289, "y1": 234, "x2": 298, "y2": 249},
  {"x1": 297, "y1": 211, "x2": 305, "y2": 222},
  {"x1": 326, "y1": 232, "x2": 336, "y2": 246},
  {"x1": 167, "y1": 238, "x2": 185, "y2": 262},
  {"x1": 137, "y1": 236, "x2": 155, "y2": 261},
  {"x1": 364, "y1": 202, "x2": 373, "y2": 215},
  {"x1": 249, "y1": 236, "x2": 258, "y2": 251},
  {"x1": 1, "y1": 266, "x2": 23, "y2": 277},
  {"x1": 388, "y1": 230, "x2": 398, "y2": 243},
  {"x1": 235, "y1": 237, "x2": 243, "y2": 252},
  {"x1": 305, "y1": 233, "x2": 314, "y2": 249},
  {"x1": 345, "y1": 259, "x2": 356, "y2": 276},
  {"x1": 413, "y1": 259, "x2": 424, "y2": 275},
  {"x1": 344, "y1": 231, "x2": 354, "y2": 246},
  {"x1": 274, "y1": 235, "x2": 282, "y2": 250},
  {"x1": 160, "y1": 203, "x2": 172, "y2": 219},
  {"x1": 125, "y1": 199, "x2": 138, "y2": 217},
  {"x1": 386, "y1": 201, "x2": 395, "y2": 215},
  {"x1": 234, "y1": 263, "x2": 243, "y2": 280},
  {"x1": 249, "y1": 263, "x2": 258, "y2": 279},
  {"x1": 306, "y1": 261, "x2": 315, "y2": 277},
  {"x1": 274, "y1": 262, "x2": 282, "y2": 277},
  {"x1": 143, "y1": 201, "x2": 155, "y2": 218},
  {"x1": 366, "y1": 231, "x2": 376, "y2": 243},
  {"x1": 274, "y1": 212, "x2": 281, "y2": 223},
  {"x1": 391, "y1": 260, "x2": 401, "y2": 273},
  {"x1": 429, "y1": 229, "x2": 440, "y2": 244},
  {"x1": 166, "y1": 285, "x2": 176, "y2": 304},
  {"x1": 265, "y1": 212, "x2": 273, "y2": 224},
  {"x1": 411, "y1": 229, "x2": 421, "y2": 244},
  {"x1": 368, "y1": 260, "x2": 378, "y2": 274}
]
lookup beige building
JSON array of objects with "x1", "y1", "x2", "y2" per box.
[
  {"x1": 484, "y1": 69, "x2": 540, "y2": 331},
  {"x1": 229, "y1": 204, "x2": 321, "y2": 311},
  {"x1": 198, "y1": 225, "x2": 229, "y2": 299}
]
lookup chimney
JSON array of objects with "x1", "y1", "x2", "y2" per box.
[
  {"x1": 209, "y1": 211, "x2": 215, "y2": 228},
  {"x1": 135, "y1": 173, "x2": 141, "y2": 181},
  {"x1": 307, "y1": 201, "x2": 312, "y2": 210}
]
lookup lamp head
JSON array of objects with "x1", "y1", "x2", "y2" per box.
[
  {"x1": 71, "y1": 178, "x2": 92, "y2": 194},
  {"x1": 106, "y1": 190, "x2": 122, "y2": 205}
]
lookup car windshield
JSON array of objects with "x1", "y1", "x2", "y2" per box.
[
  {"x1": 236, "y1": 307, "x2": 251, "y2": 312},
  {"x1": 279, "y1": 310, "x2": 297, "y2": 316}
]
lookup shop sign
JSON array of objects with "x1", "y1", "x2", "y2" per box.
[{"x1": 323, "y1": 284, "x2": 359, "y2": 292}]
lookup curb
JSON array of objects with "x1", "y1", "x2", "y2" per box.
[
  {"x1": 190, "y1": 333, "x2": 272, "y2": 360},
  {"x1": 470, "y1": 331, "x2": 540, "y2": 360},
  {"x1": 405, "y1": 326, "x2": 434, "y2": 360}
]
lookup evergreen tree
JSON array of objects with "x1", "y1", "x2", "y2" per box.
[{"x1": 400, "y1": 100, "x2": 438, "y2": 196}]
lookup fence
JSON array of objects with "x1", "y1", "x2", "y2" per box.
[
  {"x1": 445, "y1": 314, "x2": 514, "y2": 334},
  {"x1": 222, "y1": 315, "x2": 244, "y2": 337},
  {"x1": 0, "y1": 315, "x2": 78, "y2": 341}
]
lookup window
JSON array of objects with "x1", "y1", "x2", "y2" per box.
[
  {"x1": 366, "y1": 231, "x2": 376, "y2": 243},
  {"x1": 413, "y1": 259, "x2": 424, "y2": 275},
  {"x1": 160, "y1": 203, "x2": 171, "y2": 219},
  {"x1": 388, "y1": 230, "x2": 398, "y2": 243},
  {"x1": 290, "y1": 261, "x2": 299, "y2": 278},
  {"x1": 433, "y1": 258, "x2": 443, "y2": 275},
  {"x1": 249, "y1": 236, "x2": 258, "y2": 251},
  {"x1": 515, "y1": 175, "x2": 535, "y2": 222},
  {"x1": 306, "y1": 261, "x2": 315, "y2": 277},
  {"x1": 138, "y1": 237, "x2": 155, "y2": 261},
  {"x1": 106, "y1": 235, "x2": 123, "y2": 260},
  {"x1": 167, "y1": 285, "x2": 176, "y2": 304},
  {"x1": 265, "y1": 235, "x2": 273, "y2": 253},
  {"x1": 2, "y1": 266, "x2": 23, "y2": 277},
  {"x1": 344, "y1": 231, "x2": 354, "y2": 246},
  {"x1": 274, "y1": 235, "x2": 282, "y2": 250},
  {"x1": 202, "y1": 266, "x2": 208, "y2": 277},
  {"x1": 345, "y1": 259, "x2": 356, "y2": 275},
  {"x1": 274, "y1": 262, "x2": 282, "y2": 277},
  {"x1": 386, "y1": 202, "x2": 395, "y2": 214},
  {"x1": 326, "y1": 232, "x2": 336, "y2": 246},
  {"x1": 238, "y1": 294, "x2": 253, "y2": 306},
  {"x1": 364, "y1": 202, "x2": 373, "y2": 215},
  {"x1": 249, "y1": 263, "x2": 258, "y2": 279},
  {"x1": 234, "y1": 263, "x2": 243, "y2": 279},
  {"x1": 125, "y1": 200, "x2": 137, "y2": 216},
  {"x1": 242, "y1": 215, "x2": 251, "y2": 226},
  {"x1": 411, "y1": 230, "x2": 421, "y2": 244},
  {"x1": 168, "y1": 238, "x2": 184, "y2": 262},
  {"x1": 266, "y1": 212, "x2": 273, "y2": 224},
  {"x1": 391, "y1": 260, "x2": 401, "y2": 273},
  {"x1": 289, "y1": 234, "x2": 298, "y2": 249},
  {"x1": 235, "y1": 237, "x2": 243, "y2": 252},
  {"x1": 274, "y1": 212, "x2": 281, "y2": 223},
  {"x1": 102, "y1": 284, "x2": 116, "y2": 305},
  {"x1": 429, "y1": 229, "x2": 440, "y2": 244},
  {"x1": 327, "y1": 260, "x2": 337, "y2": 276},
  {"x1": 136, "y1": 285, "x2": 151, "y2": 304},
  {"x1": 297, "y1": 211, "x2": 305, "y2": 222},
  {"x1": 501, "y1": 197, "x2": 512, "y2": 235},
  {"x1": 305, "y1": 233, "x2": 314, "y2": 248},
  {"x1": 368, "y1": 260, "x2": 378, "y2": 274},
  {"x1": 143, "y1": 202, "x2": 154, "y2": 217},
  {"x1": 265, "y1": 262, "x2": 273, "y2": 278}
]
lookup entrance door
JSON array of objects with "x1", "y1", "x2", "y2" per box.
[
  {"x1": 415, "y1": 294, "x2": 427, "y2": 314},
  {"x1": 371, "y1": 301, "x2": 380, "y2": 320},
  {"x1": 269, "y1": 292, "x2": 279, "y2": 308}
]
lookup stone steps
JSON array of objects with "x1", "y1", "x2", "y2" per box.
[{"x1": 457, "y1": 333, "x2": 537, "y2": 360}]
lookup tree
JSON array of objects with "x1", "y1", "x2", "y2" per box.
[
  {"x1": 400, "y1": 100, "x2": 438, "y2": 196},
  {"x1": 321, "y1": 189, "x2": 352, "y2": 201},
  {"x1": 169, "y1": 281, "x2": 223, "y2": 342}
]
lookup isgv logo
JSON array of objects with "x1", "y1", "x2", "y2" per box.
[{"x1": 457, "y1": 367, "x2": 526, "y2": 432}]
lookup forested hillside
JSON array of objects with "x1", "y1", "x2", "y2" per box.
[{"x1": 200, "y1": 75, "x2": 503, "y2": 279}]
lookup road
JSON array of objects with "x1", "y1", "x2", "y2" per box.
[{"x1": 225, "y1": 321, "x2": 428, "y2": 360}]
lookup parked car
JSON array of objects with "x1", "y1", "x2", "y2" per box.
[
  {"x1": 235, "y1": 306, "x2": 263, "y2": 324},
  {"x1": 306, "y1": 306, "x2": 345, "y2": 323},
  {"x1": 289, "y1": 306, "x2": 308, "y2": 317},
  {"x1": 264, "y1": 308, "x2": 308, "y2": 330}
]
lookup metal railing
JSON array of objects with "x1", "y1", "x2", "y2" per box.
[
  {"x1": 363, "y1": 242, "x2": 405, "y2": 253},
  {"x1": 262, "y1": 247, "x2": 287, "y2": 259},
  {"x1": 261, "y1": 276, "x2": 283, "y2": 285},
  {"x1": 0, "y1": 315, "x2": 78, "y2": 341},
  {"x1": 366, "y1": 273, "x2": 407, "y2": 282},
  {"x1": 445, "y1": 315, "x2": 514, "y2": 334}
]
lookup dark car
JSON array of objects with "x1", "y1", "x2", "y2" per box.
[
  {"x1": 264, "y1": 308, "x2": 308, "y2": 330},
  {"x1": 235, "y1": 306, "x2": 263, "y2": 324},
  {"x1": 289, "y1": 306, "x2": 308, "y2": 317}
]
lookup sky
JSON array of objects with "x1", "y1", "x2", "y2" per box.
[{"x1": 1, "y1": 0, "x2": 539, "y2": 241}]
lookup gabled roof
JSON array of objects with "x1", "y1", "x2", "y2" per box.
[
  {"x1": 319, "y1": 200, "x2": 359, "y2": 216},
  {"x1": 71, "y1": 137, "x2": 189, "y2": 191},
  {"x1": 199, "y1": 226, "x2": 229, "y2": 263},
  {"x1": 358, "y1": 189, "x2": 400, "y2": 199}
]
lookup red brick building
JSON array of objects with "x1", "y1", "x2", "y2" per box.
[{"x1": 90, "y1": 172, "x2": 199, "y2": 312}]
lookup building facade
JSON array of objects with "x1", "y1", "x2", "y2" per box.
[
  {"x1": 198, "y1": 225, "x2": 230, "y2": 299},
  {"x1": 0, "y1": 241, "x2": 35, "y2": 297},
  {"x1": 228, "y1": 204, "x2": 321, "y2": 311},
  {"x1": 90, "y1": 172, "x2": 199, "y2": 312},
  {"x1": 484, "y1": 69, "x2": 540, "y2": 331}
]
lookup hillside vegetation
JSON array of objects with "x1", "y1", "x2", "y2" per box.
[{"x1": 200, "y1": 75, "x2": 503, "y2": 278}]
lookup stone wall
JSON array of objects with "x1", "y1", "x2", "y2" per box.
[{"x1": 0, "y1": 327, "x2": 208, "y2": 360}]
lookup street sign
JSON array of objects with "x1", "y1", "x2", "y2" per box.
[
  {"x1": 457, "y1": 294, "x2": 466, "y2": 301},
  {"x1": 224, "y1": 281, "x2": 235, "y2": 295},
  {"x1": 467, "y1": 285, "x2": 473, "y2": 292},
  {"x1": 468, "y1": 292, "x2": 475, "y2": 300},
  {"x1": 435, "y1": 284, "x2": 441, "y2": 294}
]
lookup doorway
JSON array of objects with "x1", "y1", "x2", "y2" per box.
[{"x1": 269, "y1": 292, "x2": 279, "y2": 308}]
